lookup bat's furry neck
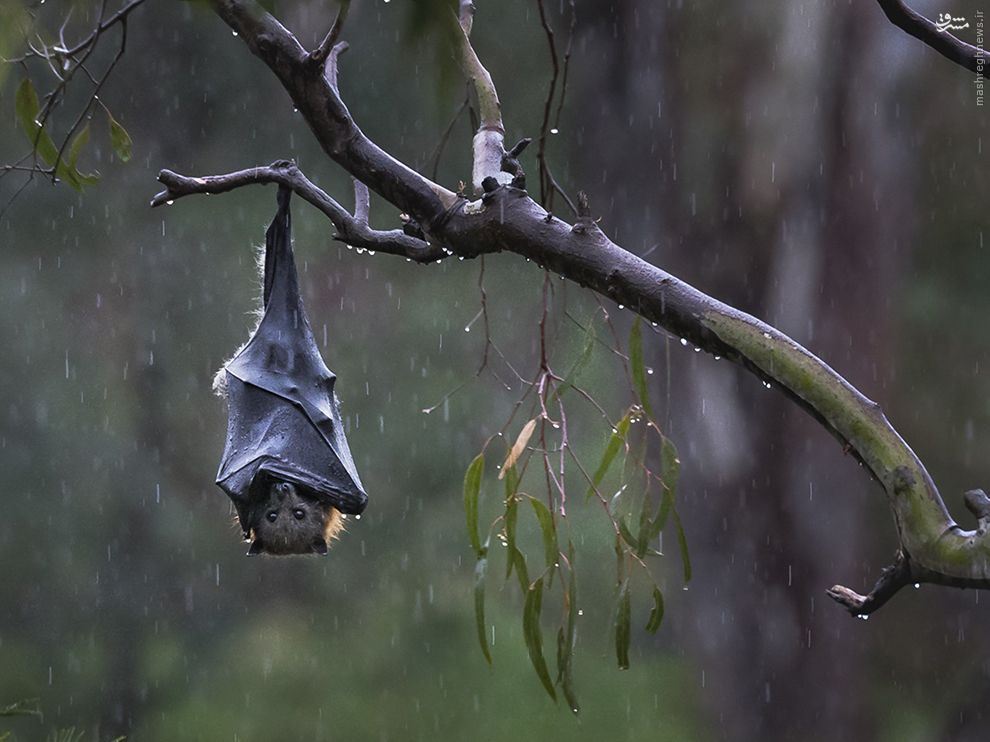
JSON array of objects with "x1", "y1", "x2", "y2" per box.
[
  {"x1": 213, "y1": 244, "x2": 268, "y2": 398},
  {"x1": 324, "y1": 507, "x2": 345, "y2": 544}
]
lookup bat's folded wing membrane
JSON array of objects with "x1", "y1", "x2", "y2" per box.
[{"x1": 216, "y1": 187, "x2": 367, "y2": 527}]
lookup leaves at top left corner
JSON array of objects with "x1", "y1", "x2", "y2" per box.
[{"x1": 14, "y1": 77, "x2": 101, "y2": 192}]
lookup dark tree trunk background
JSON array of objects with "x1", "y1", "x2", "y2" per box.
[{"x1": 573, "y1": 2, "x2": 916, "y2": 739}]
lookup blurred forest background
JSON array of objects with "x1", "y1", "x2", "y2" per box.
[{"x1": 0, "y1": 0, "x2": 988, "y2": 740}]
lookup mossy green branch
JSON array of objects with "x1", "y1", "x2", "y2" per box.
[
  {"x1": 703, "y1": 311, "x2": 990, "y2": 594},
  {"x1": 445, "y1": 7, "x2": 511, "y2": 192},
  {"x1": 701, "y1": 312, "x2": 946, "y2": 552}
]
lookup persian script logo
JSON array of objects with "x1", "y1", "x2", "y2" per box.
[{"x1": 936, "y1": 12, "x2": 970, "y2": 31}]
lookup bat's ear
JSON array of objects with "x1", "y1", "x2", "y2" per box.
[
  {"x1": 247, "y1": 539, "x2": 266, "y2": 556},
  {"x1": 311, "y1": 538, "x2": 329, "y2": 555}
]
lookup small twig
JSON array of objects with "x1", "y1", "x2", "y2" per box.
[
  {"x1": 310, "y1": 0, "x2": 350, "y2": 65},
  {"x1": 308, "y1": 0, "x2": 351, "y2": 92},
  {"x1": 535, "y1": 0, "x2": 559, "y2": 208},
  {"x1": 542, "y1": 164, "x2": 577, "y2": 217},
  {"x1": 427, "y1": 87, "x2": 471, "y2": 182},
  {"x1": 458, "y1": 0, "x2": 475, "y2": 36},
  {"x1": 594, "y1": 295, "x2": 634, "y2": 388},
  {"x1": 0, "y1": 164, "x2": 52, "y2": 175},
  {"x1": 0, "y1": 175, "x2": 36, "y2": 223},
  {"x1": 33, "y1": 2, "x2": 107, "y2": 167},
  {"x1": 557, "y1": 396, "x2": 568, "y2": 516},
  {"x1": 827, "y1": 551, "x2": 911, "y2": 617},
  {"x1": 58, "y1": 8, "x2": 75, "y2": 52},
  {"x1": 476, "y1": 255, "x2": 493, "y2": 374},
  {"x1": 323, "y1": 41, "x2": 349, "y2": 92},
  {"x1": 5, "y1": 0, "x2": 147, "y2": 63},
  {"x1": 52, "y1": 16, "x2": 128, "y2": 180},
  {"x1": 352, "y1": 178, "x2": 370, "y2": 224},
  {"x1": 551, "y1": 0, "x2": 576, "y2": 132}
]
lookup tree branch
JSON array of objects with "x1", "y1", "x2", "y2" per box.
[
  {"x1": 309, "y1": 0, "x2": 349, "y2": 67},
  {"x1": 827, "y1": 551, "x2": 911, "y2": 617},
  {"x1": 181, "y1": 0, "x2": 990, "y2": 613},
  {"x1": 352, "y1": 178, "x2": 370, "y2": 225},
  {"x1": 151, "y1": 160, "x2": 445, "y2": 263},
  {"x1": 458, "y1": 0, "x2": 475, "y2": 36},
  {"x1": 876, "y1": 0, "x2": 988, "y2": 79},
  {"x1": 210, "y1": 0, "x2": 457, "y2": 223},
  {"x1": 445, "y1": 6, "x2": 511, "y2": 192}
]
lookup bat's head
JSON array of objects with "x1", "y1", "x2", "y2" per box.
[{"x1": 245, "y1": 478, "x2": 344, "y2": 556}]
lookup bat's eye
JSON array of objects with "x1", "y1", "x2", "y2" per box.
[
  {"x1": 292, "y1": 508, "x2": 306, "y2": 520},
  {"x1": 266, "y1": 510, "x2": 278, "y2": 523}
]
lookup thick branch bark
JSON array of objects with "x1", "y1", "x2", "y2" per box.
[
  {"x1": 178, "y1": 0, "x2": 990, "y2": 615},
  {"x1": 876, "y1": 0, "x2": 989, "y2": 78}
]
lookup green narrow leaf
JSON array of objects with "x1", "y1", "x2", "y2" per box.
[
  {"x1": 15, "y1": 78, "x2": 40, "y2": 136},
  {"x1": 660, "y1": 436, "x2": 680, "y2": 496},
  {"x1": 673, "y1": 509, "x2": 692, "y2": 584},
  {"x1": 585, "y1": 412, "x2": 632, "y2": 500},
  {"x1": 503, "y1": 466, "x2": 519, "y2": 580},
  {"x1": 474, "y1": 556, "x2": 492, "y2": 664},
  {"x1": 644, "y1": 487, "x2": 674, "y2": 546},
  {"x1": 614, "y1": 532, "x2": 625, "y2": 585},
  {"x1": 66, "y1": 123, "x2": 100, "y2": 187},
  {"x1": 629, "y1": 318, "x2": 653, "y2": 417},
  {"x1": 643, "y1": 436, "x2": 682, "y2": 545},
  {"x1": 107, "y1": 110, "x2": 133, "y2": 162},
  {"x1": 523, "y1": 577, "x2": 557, "y2": 701},
  {"x1": 463, "y1": 453, "x2": 485, "y2": 557},
  {"x1": 614, "y1": 579, "x2": 631, "y2": 670},
  {"x1": 634, "y1": 483, "x2": 655, "y2": 558},
  {"x1": 646, "y1": 586, "x2": 665, "y2": 634},
  {"x1": 15, "y1": 78, "x2": 84, "y2": 190},
  {"x1": 67, "y1": 123, "x2": 89, "y2": 170},
  {"x1": 509, "y1": 545, "x2": 530, "y2": 596},
  {"x1": 529, "y1": 498, "x2": 558, "y2": 573},
  {"x1": 559, "y1": 542, "x2": 580, "y2": 713},
  {"x1": 555, "y1": 626, "x2": 567, "y2": 684},
  {"x1": 618, "y1": 517, "x2": 639, "y2": 551}
]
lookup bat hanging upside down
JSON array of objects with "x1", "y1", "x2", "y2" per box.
[{"x1": 215, "y1": 185, "x2": 368, "y2": 556}]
